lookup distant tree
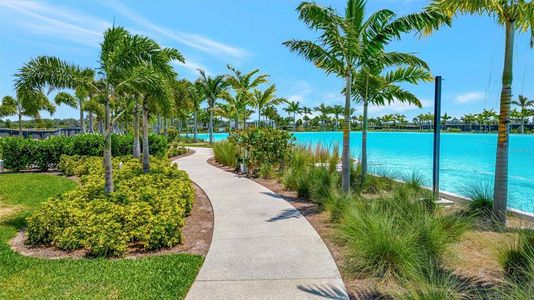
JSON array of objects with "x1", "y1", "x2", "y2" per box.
[
  {"x1": 512, "y1": 95, "x2": 534, "y2": 134},
  {"x1": 1, "y1": 90, "x2": 55, "y2": 136},
  {"x1": 197, "y1": 70, "x2": 227, "y2": 144}
]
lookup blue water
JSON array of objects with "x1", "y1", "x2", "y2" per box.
[{"x1": 195, "y1": 132, "x2": 534, "y2": 213}]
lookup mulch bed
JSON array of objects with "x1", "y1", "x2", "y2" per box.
[{"x1": 9, "y1": 181, "x2": 213, "y2": 259}]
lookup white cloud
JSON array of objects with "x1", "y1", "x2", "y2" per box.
[
  {"x1": 101, "y1": 0, "x2": 250, "y2": 61},
  {"x1": 455, "y1": 91, "x2": 485, "y2": 104},
  {"x1": 0, "y1": 1, "x2": 111, "y2": 47},
  {"x1": 172, "y1": 60, "x2": 210, "y2": 77}
]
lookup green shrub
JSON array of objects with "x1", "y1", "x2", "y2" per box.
[
  {"x1": 167, "y1": 141, "x2": 188, "y2": 158},
  {"x1": 27, "y1": 156, "x2": 194, "y2": 257},
  {"x1": 229, "y1": 127, "x2": 295, "y2": 175},
  {"x1": 0, "y1": 134, "x2": 167, "y2": 172},
  {"x1": 0, "y1": 137, "x2": 35, "y2": 171},
  {"x1": 213, "y1": 141, "x2": 239, "y2": 167},
  {"x1": 33, "y1": 136, "x2": 71, "y2": 171}
]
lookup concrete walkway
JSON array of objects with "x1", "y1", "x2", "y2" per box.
[{"x1": 176, "y1": 147, "x2": 348, "y2": 300}]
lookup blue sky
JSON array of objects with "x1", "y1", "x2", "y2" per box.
[{"x1": 0, "y1": 0, "x2": 532, "y2": 121}]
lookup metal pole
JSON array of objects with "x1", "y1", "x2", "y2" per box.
[{"x1": 433, "y1": 76, "x2": 442, "y2": 200}]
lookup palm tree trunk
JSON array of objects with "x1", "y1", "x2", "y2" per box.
[
  {"x1": 79, "y1": 100, "x2": 85, "y2": 133},
  {"x1": 493, "y1": 20, "x2": 514, "y2": 225},
  {"x1": 142, "y1": 102, "x2": 150, "y2": 173},
  {"x1": 18, "y1": 114, "x2": 22, "y2": 137},
  {"x1": 293, "y1": 114, "x2": 297, "y2": 131},
  {"x1": 209, "y1": 105, "x2": 214, "y2": 144},
  {"x1": 520, "y1": 116, "x2": 524, "y2": 134},
  {"x1": 341, "y1": 71, "x2": 351, "y2": 192},
  {"x1": 133, "y1": 106, "x2": 141, "y2": 158},
  {"x1": 88, "y1": 112, "x2": 94, "y2": 133},
  {"x1": 258, "y1": 107, "x2": 261, "y2": 127},
  {"x1": 193, "y1": 111, "x2": 198, "y2": 142},
  {"x1": 104, "y1": 101, "x2": 113, "y2": 193},
  {"x1": 163, "y1": 117, "x2": 168, "y2": 138},
  {"x1": 361, "y1": 100, "x2": 369, "y2": 187}
]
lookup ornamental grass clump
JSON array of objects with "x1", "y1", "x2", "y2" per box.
[
  {"x1": 337, "y1": 185, "x2": 470, "y2": 281},
  {"x1": 213, "y1": 141, "x2": 239, "y2": 168},
  {"x1": 26, "y1": 156, "x2": 194, "y2": 257},
  {"x1": 500, "y1": 230, "x2": 534, "y2": 284}
]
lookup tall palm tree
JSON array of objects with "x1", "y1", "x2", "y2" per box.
[
  {"x1": 188, "y1": 82, "x2": 205, "y2": 141},
  {"x1": 285, "y1": 0, "x2": 447, "y2": 191},
  {"x1": 353, "y1": 65, "x2": 432, "y2": 185},
  {"x1": 301, "y1": 106, "x2": 313, "y2": 128},
  {"x1": 314, "y1": 103, "x2": 330, "y2": 131},
  {"x1": 226, "y1": 65, "x2": 268, "y2": 127},
  {"x1": 330, "y1": 104, "x2": 344, "y2": 130},
  {"x1": 428, "y1": 0, "x2": 534, "y2": 226},
  {"x1": 197, "y1": 70, "x2": 227, "y2": 144},
  {"x1": 285, "y1": 101, "x2": 302, "y2": 131},
  {"x1": 253, "y1": 85, "x2": 285, "y2": 126},
  {"x1": 16, "y1": 27, "x2": 179, "y2": 192},
  {"x1": 512, "y1": 95, "x2": 534, "y2": 134}
]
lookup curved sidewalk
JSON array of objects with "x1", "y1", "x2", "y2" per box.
[{"x1": 176, "y1": 147, "x2": 348, "y2": 300}]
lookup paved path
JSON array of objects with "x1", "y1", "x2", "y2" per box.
[{"x1": 175, "y1": 147, "x2": 348, "y2": 300}]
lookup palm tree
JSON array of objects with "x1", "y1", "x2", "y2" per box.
[
  {"x1": 512, "y1": 95, "x2": 534, "y2": 134},
  {"x1": 226, "y1": 65, "x2": 268, "y2": 128},
  {"x1": 352, "y1": 65, "x2": 432, "y2": 184},
  {"x1": 253, "y1": 85, "x2": 285, "y2": 126},
  {"x1": 301, "y1": 106, "x2": 313, "y2": 128},
  {"x1": 285, "y1": 101, "x2": 302, "y2": 131},
  {"x1": 428, "y1": 0, "x2": 534, "y2": 225},
  {"x1": 16, "y1": 27, "x2": 179, "y2": 192},
  {"x1": 197, "y1": 70, "x2": 227, "y2": 144},
  {"x1": 314, "y1": 103, "x2": 330, "y2": 131},
  {"x1": 188, "y1": 82, "x2": 204, "y2": 141},
  {"x1": 1, "y1": 90, "x2": 54, "y2": 136},
  {"x1": 441, "y1": 113, "x2": 452, "y2": 130},
  {"x1": 461, "y1": 114, "x2": 476, "y2": 132},
  {"x1": 330, "y1": 104, "x2": 344, "y2": 130},
  {"x1": 285, "y1": 0, "x2": 447, "y2": 191}
]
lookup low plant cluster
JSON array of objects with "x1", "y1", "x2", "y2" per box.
[
  {"x1": 166, "y1": 141, "x2": 188, "y2": 158},
  {"x1": 215, "y1": 127, "x2": 295, "y2": 176},
  {"x1": 26, "y1": 156, "x2": 194, "y2": 257},
  {"x1": 0, "y1": 134, "x2": 167, "y2": 172},
  {"x1": 213, "y1": 141, "x2": 239, "y2": 168}
]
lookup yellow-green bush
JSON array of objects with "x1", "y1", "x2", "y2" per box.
[{"x1": 27, "y1": 156, "x2": 194, "y2": 257}]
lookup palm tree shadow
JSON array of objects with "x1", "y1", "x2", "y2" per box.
[
  {"x1": 266, "y1": 207, "x2": 302, "y2": 222},
  {"x1": 297, "y1": 283, "x2": 349, "y2": 300}
]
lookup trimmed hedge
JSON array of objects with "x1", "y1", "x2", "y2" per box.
[
  {"x1": 0, "y1": 134, "x2": 167, "y2": 172},
  {"x1": 27, "y1": 156, "x2": 194, "y2": 257}
]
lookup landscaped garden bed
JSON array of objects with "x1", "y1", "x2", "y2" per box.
[
  {"x1": 0, "y1": 171, "x2": 209, "y2": 299},
  {"x1": 211, "y1": 127, "x2": 534, "y2": 299}
]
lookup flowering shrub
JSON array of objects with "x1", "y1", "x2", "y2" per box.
[
  {"x1": 229, "y1": 127, "x2": 295, "y2": 175},
  {"x1": 27, "y1": 156, "x2": 194, "y2": 257}
]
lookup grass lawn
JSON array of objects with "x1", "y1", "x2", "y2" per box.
[{"x1": 0, "y1": 173, "x2": 203, "y2": 299}]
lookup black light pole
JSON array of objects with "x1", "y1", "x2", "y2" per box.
[{"x1": 433, "y1": 76, "x2": 442, "y2": 200}]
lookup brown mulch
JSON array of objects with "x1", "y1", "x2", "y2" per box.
[{"x1": 9, "y1": 181, "x2": 214, "y2": 259}]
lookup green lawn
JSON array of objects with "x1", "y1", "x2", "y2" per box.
[{"x1": 0, "y1": 173, "x2": 203, "y2": 300}]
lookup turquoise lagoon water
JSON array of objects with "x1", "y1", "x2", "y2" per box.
[{"x1": 194, "y1": 132, "x2": 534, "y2": 213}]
